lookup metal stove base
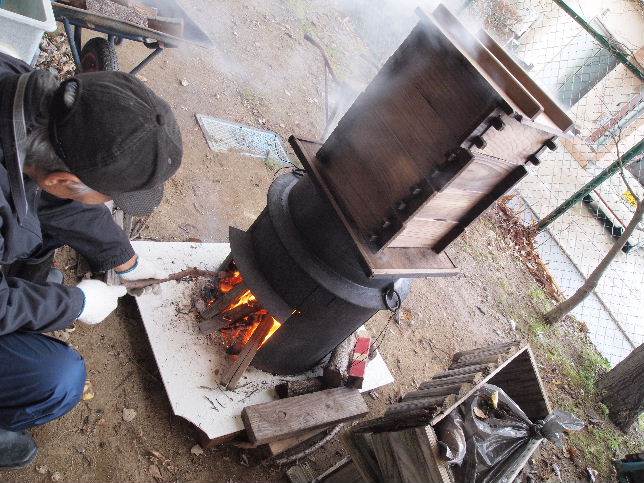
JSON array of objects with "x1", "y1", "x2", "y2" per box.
[{"x1": 131, "y1": 241, "x2": 395, "y2": 441}]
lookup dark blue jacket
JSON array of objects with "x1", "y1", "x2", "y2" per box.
[{"x1": 0, "y1": 52, "x2": 134, "y2": 335}]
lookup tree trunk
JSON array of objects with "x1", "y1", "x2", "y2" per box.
[
  {"x1": 597, "y1": 344, "x2": 644, "y2": 432},
  {"x1": 544, "y1": 200, "x2": 644, "y2": 324}
]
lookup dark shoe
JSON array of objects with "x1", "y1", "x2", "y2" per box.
[
  {"x1": 0, "y1": 428, "x2": 38, "y2": 470},
  {"x1": 46, "y1": 268, "x2": 64, "y2": 285}
]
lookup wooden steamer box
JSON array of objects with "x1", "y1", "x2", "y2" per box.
[{"x1": 293, "y1": 4, "x2": 573, "y2": 277}]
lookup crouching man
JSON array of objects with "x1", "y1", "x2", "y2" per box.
[{"x1": 0, "y1": 51, "x2": 182, "y2": 469}]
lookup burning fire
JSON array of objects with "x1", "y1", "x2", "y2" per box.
[{"x1": 202, "y1": 263, "x2": 281, "y2": 354}]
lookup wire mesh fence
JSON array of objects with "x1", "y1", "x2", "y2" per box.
[{"x1": 453, "y1": 0, "x2": 643, "y2": 366}]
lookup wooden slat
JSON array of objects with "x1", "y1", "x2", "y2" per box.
[
  {"x1": 476, "y1": 29, "x2": 573, "y2": 133},
  {"x1": 452, "y1": 341, "x2": 520, "y2": 361},
  {"x1": 371, "y1": 432, "x2": 404, "y2": 483},
  {"x1": 415, "y1": 426, "x2": 454, "y2": 483},
  {"x1": 402, "y1": 383, "x2": 468, "y2": 401},
  {"x1": 242, "y1": 388, "x2": 368, "y2": 445},
  {"x1": 314, "y1": 457, "x2": 363, "y2": 483},
  {"x1": 432, "y1": 364, "x2": 494, "y2": 379},
  {"x1": 341, "y1": 430, "x2": 382, "y2": 483},
  {"x1": 268, "y1": 429, "x2": 325, "y2": 456},
  {"x1": 388, "y1": 218, "x2": 458, "y2": 248},
  {"x1": 419, "y1": 5, "x2": 543, "y2": 120},
  {"x1": 220, "y1": 314, "x2": 274, "y2": 390},
  {"x1": 449, "y1": 352, "x2": 506, "y2": 369},
  {"x1": 388, "y1": 428, "x2": 453, "y2": 483},
  {"x1": 419, "y1": 372, "x2": 482, "y2": 389},
  {"x1": 386, "y1": 395, "x2": 450, "y2": 416},
  {"x1": 453, "y1": 343, "x2": 520, "y2": 364}
]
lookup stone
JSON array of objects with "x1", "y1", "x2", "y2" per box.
[
  {"x1": 190, "y1": 444, "x2": 204, "y2": 455},
  {"x1": 122, "y1": 408, "x2": 137, "y2": 422}
]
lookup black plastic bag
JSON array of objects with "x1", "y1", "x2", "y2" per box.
[{"x1": 455, "y1": 384, "x2": 583, "y2": 483}]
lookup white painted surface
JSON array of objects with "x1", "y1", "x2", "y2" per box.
[{"x1": 131, "y1": 241, "x2": 394, "y2": 440}]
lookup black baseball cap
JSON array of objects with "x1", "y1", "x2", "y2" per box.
[{"x1": 49, "y1": 71, "x2": 182, "y2": 215}]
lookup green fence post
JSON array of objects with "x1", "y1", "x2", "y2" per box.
[
  {"x1": 553, "y1": 0, "x2": 644, "y2": 81},
  {"x1": 536, "y1": 139, "x2": 644, "y2": 231}
]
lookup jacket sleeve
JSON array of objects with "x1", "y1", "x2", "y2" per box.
[
  {"x1": 0, "y1": 271, "x2": 85, "y2": 336},
  {"x1": 38, "y1": 192, "x2": 135, "y2": 272}
]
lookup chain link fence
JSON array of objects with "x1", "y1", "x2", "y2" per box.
[{"x1": 454, "y1": 0, "x2": 643, "y2": 366}]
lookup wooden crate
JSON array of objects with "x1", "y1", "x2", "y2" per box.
[
  {"x1": 294, "y1": 3, "x2": 572, "y2": 275},
  {"x1": 343, "y1": 341, "x2": 552, "y2": 483}
]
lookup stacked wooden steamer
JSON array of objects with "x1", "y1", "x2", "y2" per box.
[
  {"x1": 292, "y1": 4, "x2": 573, "y2": 278},
  {"x1": 342, "y1": 341, "x2": 552, "y2": 483}
]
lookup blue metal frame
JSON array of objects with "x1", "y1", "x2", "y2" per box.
[{"x1": 58, "y1": 15, "x2": 164, "y2": 75}]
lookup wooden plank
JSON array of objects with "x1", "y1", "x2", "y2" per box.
[
  {"x1": 275, "y1": 378, "x2": 325, "y2": 399},
  {"x1": 242, "y1": 388, "x2": 368, "y2": 445},
  {"x1": 476, "y1": 29, "x2": 573, "y2": 133},
  {"x1": 414, "y1": 426, "x2": 454, "y2": 483},
  {"x1": 416, "y1": 189, "x2": 484, "y2": 223},
  {"x1": 388, "y1": 218, "x2": 458, "y2": 248},
  {"x1": 432, "y1": 364, "x2": 494, "y2": 379},
  {"x1": 313, "y1": 457, "x2": 362, "y2": 483},
  {"x1": 402, "y1": 383, "x2": 468, "y2": 401},
  {"x1": 488, "y1": 348, "x2": 551, "y2": 420},
  {"x1": 419, "y1": 372, "x2": 482, "y2": 389},
  {"x1": 449, "y1": 352, "x2": 506, "y2": 369},
  {"x1": 291, "y1": 137, "x2": 459, "y2": 278},
  {"x1": 220, "y1": 314, "x2": 274, "y2": 390},
  {"x1": 386, "y1": 396, "x2": 450, "y2": 416},
  {"x1": 388, "y1": 428, "x2": 453, "y2": 483},
  {"x1": 452, "y1": 341, "x2": 519, "y2": 361},
  {"x1": 268, "y1": 428, "x2": 325, "y2": 456},
  {"x1": 468, "y1": 114, "x2": 552, "y2": 162},
  {"x1": 419, "y1": 5, "x2": 543, "y2": 120},
  {"x1": 341, "y1": 430, "x2": 382, "y2": 483},
  {"x1": 371, "y1": 432, "x2": 404, "y2": 483},
  {"x1": 453, "y1": 343, "x2": 520, "y2": 364}
]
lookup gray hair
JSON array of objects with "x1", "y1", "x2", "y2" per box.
[{"x1": 24, "y1": 71, "x2": 72, "y2": 173}]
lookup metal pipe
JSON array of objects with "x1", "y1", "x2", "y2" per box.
[
  {"x1": 129, "y1": 46, "x2": 163, "y2": 75},
  {"x1": 62, "y1": 18, "x2": 82, "y2": 70},
  {"x1": 536, "y1": 139, "x2": 643, "y2": 231},
  {"x1": 552, "y1": 0, "x2": 643, "y2": 81}
]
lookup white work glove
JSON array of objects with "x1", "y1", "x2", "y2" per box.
[
  {"x1": 116, "y1": 256, "x2": 168, "y2": 281},
  {"x1": 76, "y1": 279, "x2": 127, "y2": 325}
]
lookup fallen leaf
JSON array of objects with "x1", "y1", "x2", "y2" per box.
[
  {"x1": 36, "y1": 465, "x2": 48, "y2": 474},
  {"x1": 473, "y1": 407, "x2": 488, "y2": 419},
  {"x1": 82, "y1": 381, "x2": 94, "y2": 401},
  {"x1": 490, "y1": 390, "x2": 499, "y2": 409}
]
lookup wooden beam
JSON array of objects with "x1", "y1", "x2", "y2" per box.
[
  {"x1": 268, "y1": 428, "x2": 325, "y2": 456},
  {"x1": 371, "y1": 432, "x2": 404, "y2": 482},
  {"x1": 341, "y1": 430, "x2": 382, "y2": 483},
  {"x1": 242, "y1": 388, "x2": 368, "y2": 445},
  {"x1": 220, "y1": 314, "x2": 274, "y2": 390},
  {"x1": 275, "y1": 378, "x2": 325, "y2": 399}
]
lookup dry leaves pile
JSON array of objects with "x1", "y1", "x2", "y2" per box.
[
  {"x1": 35, "y1": 32, "x2": 76, "y2": 79},
  {"x1": 495, "y1": 196, "x2": 564, "y2": 302}
]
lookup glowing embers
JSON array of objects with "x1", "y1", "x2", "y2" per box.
[{"x1": 195, "y1": 263, "x2": 281, "y2": 354}]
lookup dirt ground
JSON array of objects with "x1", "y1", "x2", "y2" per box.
[{"x1": 4, "y1": 1, "x2": 639, "y2": 482}]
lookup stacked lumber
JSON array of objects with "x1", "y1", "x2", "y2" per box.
[
  {"x1": 341, "y1": 341, "x2": 550, "y2": 483},
  {"x1": 240, "y1": 387, "x2": 368, "y2": 460}
]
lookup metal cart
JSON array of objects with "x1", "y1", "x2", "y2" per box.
[{"x1": 51, "y1": 1, "x2": 213, "y2": 74}]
